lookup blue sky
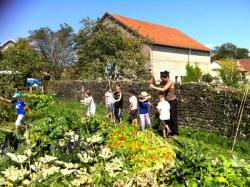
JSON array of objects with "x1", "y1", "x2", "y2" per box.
[{"x1": 0, "y1": 0, "x2": 250, "y2": 50}]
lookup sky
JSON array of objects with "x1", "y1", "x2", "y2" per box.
[{"x1": 0, "y1": 0, "x2": 250, "y2": 50}]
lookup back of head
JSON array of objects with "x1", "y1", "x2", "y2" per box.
[{"x1": 160, "y1": 71, "x2": 170, "y2": 79}]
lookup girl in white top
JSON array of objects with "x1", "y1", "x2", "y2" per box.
[
  {"x1": 105, "y1": 86, "x2": 114, "y2": 121},
  {"x1": 128, "y1": 89, "x2": 138, "y2": 125},
  {"x1": 157, "y1": 93, "x2": 171, "y2": 138},
  {"x1": 83, "y1": 90, "x2": 96, "y2": 117}
]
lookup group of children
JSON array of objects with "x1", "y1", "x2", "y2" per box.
[
  {"x1": 0, "y1": 85, "x2": 172, "y2": 138},
  {"x1": 127, "y1": 89, "x2": 172, "y2": 138},
  {"x1": 81, "y1": 85, "x2": 172, "y2": 138}
]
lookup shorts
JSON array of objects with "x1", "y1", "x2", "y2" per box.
[
  {"x1": 15, "y1": 114, "x2": 27, "y2": 126},
  {"x1": 130, "y1": 109, "x2": 138, "y2": 120},
  {"x1": 107, "y1": 103, "x2": 114, "y2": 112},
  {"x1": 160, "y1": 120, "x2": 170, "y2": 129},
  {"x1": 114, "y1": 107, "x2": 122, "y2": 120}
]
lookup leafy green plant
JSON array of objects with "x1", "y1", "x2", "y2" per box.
[
  {"x1": 202, "y1": 73, "x2": 214, "y2": 83},
  {"x1": 182, "y1": 64, "x2": 203, "y2": 82}
]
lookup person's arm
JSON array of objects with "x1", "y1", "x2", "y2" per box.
[
  {"x1": 150, "y1": 81, "x2": 172, "y2": 92},
  {"x1": 113, "y1": 92, "x2": 122, "y2": 103},
  {"x1": 25, "y1": 105, "x2": 32, "y2": 115},
  {"x1": 105, "y1": 94, "x2": 108, "y2": 107},
  {"x1": 0, "y1": 95, "x2": 11, "y2": 104}
]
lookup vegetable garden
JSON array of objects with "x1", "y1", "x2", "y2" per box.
[{"x1": 0, "y1": 94, "x2": 250, "y2": 186}]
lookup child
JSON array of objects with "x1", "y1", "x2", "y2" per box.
[
  {"x1": 83, "y1": 90, "x2": 96, "y2": 117},
  {"x1": 105, "y1": 86, "x2": 114, "y2": 121},
  {"x1": 157, "y1": 93, "x2": 171, "y2": 139},
  {"x1": 113, "y1": 85, "x2": 123, "y2": 124},
  {"x1": 139, "y1": 91, "x2": 152, "y2": 130},
  {"x1": 0, "y1": 92, "x2": 32, "y2": 131},
  {"x1": 128, "y1": 89, "x2": 138, "y2": 125}
]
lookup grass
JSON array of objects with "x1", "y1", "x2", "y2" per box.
[{"x1": 172, "y1": 128, "x2": 250, "y2": 162}]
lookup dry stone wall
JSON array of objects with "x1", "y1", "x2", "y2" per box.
[{"x1": 45, "y1": 80, "x2": 250, "y2": 140}]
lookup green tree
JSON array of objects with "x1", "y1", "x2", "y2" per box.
[
  {"x1": 0, "y1": 38, "x2": 45, "y2": 92},
  {"x1": 212, "y1": 43, "x2": 249, "y2": 60},
  {"x1": 214, "y1": 59, "x2": 240, "y2": 87},
  {"x1": 182, "y1": 64, "x2": 202, "y2": 82},
  {"x1": 75, "y1": 18, "x2": 151, "y2": 80},
  {"x1": 29, "y1": 24, "x2": 76, "y2": 80}
]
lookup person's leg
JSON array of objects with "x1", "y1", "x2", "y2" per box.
[
  {"x1": 140, "y1": 114, "x2": 146, "y2": 130},
  {"x1": 132, "y1": 109, "x2": 138, "y2": 125},
  {"x1": 15, "y1": 114, "x2": 24, "y2": 131},
  {"x1": 145, "y1": 113, "x2": 152, "y2": 129},
  {"x1": 169, "y1": 99, "x2": 179, "y2": 135},
  {"x1": 118, "y1": 108, "x2": 122, "y2": 124}
]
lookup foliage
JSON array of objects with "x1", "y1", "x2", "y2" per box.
[
  {"x1": 1, "y1": 97, "x2": 250, "y2": 186},
  {"x1": 182, "y1": 64, "x2": 202, "y2": 82},
  {"x1": 202, "y1": 73, "x2": 214, "y2": 83},
  {"x1": 107, "y1": 124, "x2": 174, "y2": 173},
  {"x1": 214, "y1": 58, "x2": 240, "y2": 87},
  {"x1": 212, "y1": 43, "x2": 249, "y2": 61},
  {"x1": 0, "y1": 38, "x2": 45, "y2": 93},
  {"x1": 29, "y1": 24, "x2": 76, "y2": 80},
  {"x1": 76, "y1": 18, "x2": 151, "y2": 80},
  {"x1": 158, "y1": 141, "x2": 250, "y2": 186}
]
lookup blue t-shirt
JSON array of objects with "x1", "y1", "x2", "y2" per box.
[
  {"x1": 12, "y1": 100, "x2": 26, "y2": 115},
  {"x1": 139, "y1": 101, "x2": 149, "y2": 114}
]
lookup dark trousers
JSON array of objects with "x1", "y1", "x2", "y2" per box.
[{"x1": 168, "y1": 99, "x2": 179, "y2": 135}]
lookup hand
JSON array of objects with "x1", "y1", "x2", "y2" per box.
[
  {"x1": 0, "y1": 96, "x2": 3, "y2": 101},
  {"x1": 150, "y1": 84, "x2": 155, "y2": 89},
  {"x1": 29, "y1": 111, "x2": 32, "y2": 115}
]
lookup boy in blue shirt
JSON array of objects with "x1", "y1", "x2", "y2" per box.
[{"x1": 0, "y1": 92, "x2": 32, "y2": 131}]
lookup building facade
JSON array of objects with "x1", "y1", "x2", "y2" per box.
[{"x1": 101, "y1": 13, "x2": 211, "y2": 82}]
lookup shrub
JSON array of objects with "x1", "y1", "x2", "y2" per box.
[
  {"x1": 182, "y1": 64, "x2": 202, "y2": 82},
  {"x1": 202, "y1": 73, "x2": 214, "y2": 83}
]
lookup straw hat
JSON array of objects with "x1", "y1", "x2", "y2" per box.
[{"x1": 139, "y1": 91, "x2": 151, "y2": 102}]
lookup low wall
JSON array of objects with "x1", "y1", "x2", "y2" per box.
[{"x1": 45, "y1": 80, "x2": 250, "y2": 140}]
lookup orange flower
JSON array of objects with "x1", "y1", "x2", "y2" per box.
[
  {"x1": 117, "y1": 136, "x2": 125, "y2": 140},
  {"x1": 149, "y1": 155, "x2": 156, "y2": 160}
]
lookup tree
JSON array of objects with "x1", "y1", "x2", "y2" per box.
[
  {"x1": 29, "y1": 24, "x2": 76, "y2": 80},
  {"x1": 212, "y1": 43, "x2": 249, "y2": 60},
  {"x1": 182, "y1": 64, "x2": 202, "y2": 82},
  {"x1": 75, "y1": 18, "x2": 151, "y2": 80},
  {"x1": 214, "y1": 59, "x2": 240, "y2": 87},
  {"x1": 0, "y1": 38, "x2": 45, "y2": 92}
]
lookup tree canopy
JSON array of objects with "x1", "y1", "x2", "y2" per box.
[
  {"x1": 29, "y1": 24, "x2": 76, "y2": 80},
  {"x1": 75, "y1": 18, "x2": 151, "y2": 80},
  {"x1": 212, "y1": 43, "x2": 249, "y2": 61}
]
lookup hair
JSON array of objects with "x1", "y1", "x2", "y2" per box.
[
  {"x1": 85, "y1": 90, "x2": 91, "y2": 96},
  {"x1": 128, "y1": 89, "x2": 136, "y2": 95},
  {"x1": 106, "y1": 86, "x2": 111, "y2": 91},
  {"x1": 160, "y1": 71, "x2": 170, "y2": 78},
  {"x1": 158, "y1": 92, "x2": 165, "y2": 97}
]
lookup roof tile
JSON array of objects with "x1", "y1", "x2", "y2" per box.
[{"x1": 104, "y1": 13, "x2": 210, "y2": 52}]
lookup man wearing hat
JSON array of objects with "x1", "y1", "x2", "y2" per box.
[
  {"x1": 138, "y1": 91, "x2": 152, "y2": 130},
  {"x1": 0, "y1": 92, "x2": 32, "y2": 131}
]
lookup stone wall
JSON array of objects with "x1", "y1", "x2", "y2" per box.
[{"x1": 45, "y1": 80, "x2": 250, "y2": 140}]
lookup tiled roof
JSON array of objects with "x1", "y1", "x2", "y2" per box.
[
  {"x1": 103, "y1": 12, "x2": 210, "y2": 52},
  {"x1": 236, "y1": 59, "x2": 250, "y2": 73}
]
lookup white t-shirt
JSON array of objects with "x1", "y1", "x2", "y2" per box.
[
  {"x1": 157, "y1": 100, "x2": 170, "y2": 120},
  {"x1": 105, "y1": 92, "x2": 114, "y2": 105},
  {"x1": 129, "y1": 95, "x2": 138, "y2": 110},
  {"x1": 84, "y1": 96, "x2": 95, "y2": 109}
]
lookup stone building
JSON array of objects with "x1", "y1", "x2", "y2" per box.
[
  {"x1": 101, "y1": 13, "x2": 211, "y2": 82},
  {"x1": 0, "y1": 40, "x2": 15, "y2": 52}
]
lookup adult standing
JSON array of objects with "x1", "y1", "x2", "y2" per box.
[
  {"x1": 113, "y1": 85, "x2": 123, "y2": 124},
  {"x1": 150, "y1": 71, "x2": 179, "y2": 136}
]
